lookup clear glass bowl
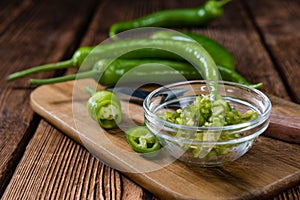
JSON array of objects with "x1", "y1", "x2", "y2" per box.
[{"x1": 143, "y1": 80, "x2": 272, "y2": 167}]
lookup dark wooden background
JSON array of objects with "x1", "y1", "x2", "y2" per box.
[{"x1": 1, "y1": 0, "x2": 299, "y2": 199}]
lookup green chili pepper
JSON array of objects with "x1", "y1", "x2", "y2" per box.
[
  {"x1": 7, "y1": 45, "x2": 182, "y2": 81},
  {"x1": 86, "y1": 87, "x2": 122, "y2": 129},
  {"x1": 96, "y1": 59, "x2": 261, "y2": 88},
  {"x1": 6, "y1": 45, "x2": 179, "y2": 81},
  {"x1": 125, "y1": 126, "x2": 161, "y2": 153},
  {"x1": 151, "y1": 31, "x2": 235, "y2": 70},
  {"x1": 109, "y1": 0, "x2": 231, "y2": 38},
  {"x1": 29, "y1": 59, "x2": 262, "y2": 88},
  {"x1": 7, "y1": 31, "x2": 234, "y2": 81},
  {"x1": 25, "y1": 38, "x2": 219, "y2": 92}
]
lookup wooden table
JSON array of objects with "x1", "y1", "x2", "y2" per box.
[{"x1": 1, "y1": 0, "x2": 299, "y2": 199}]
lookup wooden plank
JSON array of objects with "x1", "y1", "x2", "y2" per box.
[
  {"x1": 0, "y1": 0, "x2": 33, "y2": 34},
  {"x1": 79, "y1": 0, "x2": 166, "y2": 46},
  {"x1": 21, "y1": 80, "x2": 300, "y2": 200},
  {"x1": 244, "y1": 0, "x2": 300, "y2": 103},
  {"x1": 1, "y1": 120, "x2": 148, "y2": 200},
  {"x1": 0, "y1": 0, "x2": 99, "y2": 196}
]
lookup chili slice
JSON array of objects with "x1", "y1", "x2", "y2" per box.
[
  {"x1": 125, "y1": 126, "x2": 161, "y2": 153},
  {"x1": 86, "y1": 87, "x2": 122, "y2": 129}
]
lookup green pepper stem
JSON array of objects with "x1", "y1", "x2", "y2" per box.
[
  {"x1": 7, "y1": 60, "x2": 74, "y2": 81},
  {"x1": 109, "y1": 24, "x2": 118, "y2": 38},
  {"x1": 250, "y1": 82, "x2": 263, "y2": 89},
  {"x1": 29, "y1": 70, "x2": 98, "y2": 85},
  {"x1": 215, "y1": 0, "x2": 231, "y2": 7}
]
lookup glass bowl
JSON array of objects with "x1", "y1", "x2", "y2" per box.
[{"x1": 143, "y1": 80, "x2": 271, "y2": 167}]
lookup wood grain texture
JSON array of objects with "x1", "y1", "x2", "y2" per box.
[
  {"x1": 0, "y1": 0, "x2": 98, "y2": 196},
  {"x1": 1, "y1": 0, "x2": 300, "y2": 199},
  {"x1": 1, "y1": 120, "x2": 148, "y2": 200},
  {"x1": 0, "y1": 0, "x2": 32, "y2": 35},
  {"x1": 24, "y1": 80, "x2": 300, "y2": 200},
  {"x1": 265, "y1": 94, "x2": 300, "y2": 143},
  {"x1": 184, "y1": 1, "x2": 289, "y2": 100},
  {"x1": 244, "y1": 0, "x2": 300, "y2": 103}
]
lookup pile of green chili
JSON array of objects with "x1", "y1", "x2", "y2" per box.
[
  {"x1": 160, "y1": 94, "x2": 258, "y2": 158},
  {"x1": 7, "y1": 31, "x2": 262, "y2": 89}
]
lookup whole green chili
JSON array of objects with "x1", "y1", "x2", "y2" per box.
[
  {"x1": 86, "y1": 86, "x2": 122, "y2": 129},
  {"x1": 109, "y1": 0, "x2": 230, "y2": 37},
  {"x1": 29, "y1": 59, "x2": 262, "y2": 88},
  {"x1": 97, "y1": 59, "x2": 261, "y2": 88},
  {"x1": 25, "y1": 38, "x2": 219, "y2": 94},
  {"x1": 7, "y1": 31, "x2": 234, "y2": 81},
  {"x1": 6, "y1": 46, "x2": 178, "y2": 81},
  {"x1": 7, "y1": 38, "x2": 220, "y2": 90}
]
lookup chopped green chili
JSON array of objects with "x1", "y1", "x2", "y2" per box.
[
  {"x1": 161, "y1": 94, "x2": 258, "y2": 158},
  {"x1": 125, "y1": 126, "x2": 161, "y2": 153}
]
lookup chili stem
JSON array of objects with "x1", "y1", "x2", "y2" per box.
[
  {"x1": 7, "y1": 60, "x2": 74, "y2": 81},
  {"x1": 249, "y1": 82, "x2": 263, "y2": 89},
  {"x1": 216, "y1": 0, "x2": 231, "y2": 7},
  {"x1": 29, "y1": 70, "x2": 98, "y2": 85}
]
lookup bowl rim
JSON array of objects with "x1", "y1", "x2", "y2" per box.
[{"x1": 143, "y1": 80, "x2": 272, "y2": 143}]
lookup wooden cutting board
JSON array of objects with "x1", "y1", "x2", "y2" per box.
[{"x1": 30, "y1": 80, "x2": 300, "y2": 200}]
